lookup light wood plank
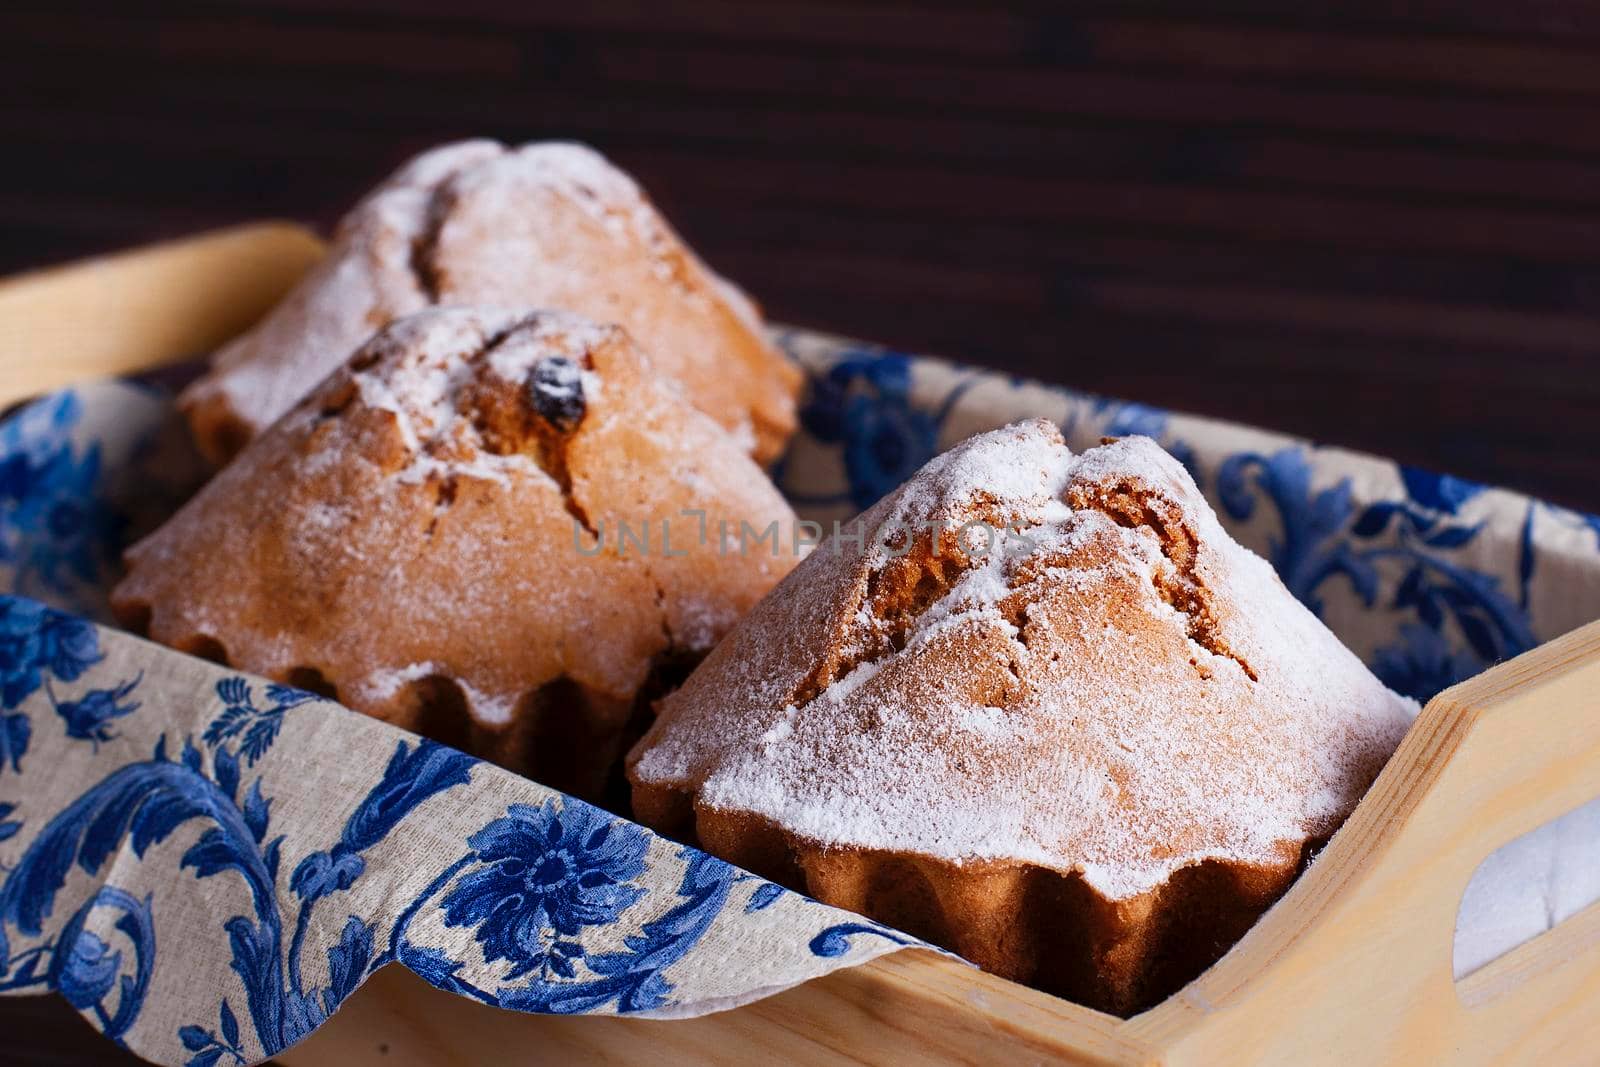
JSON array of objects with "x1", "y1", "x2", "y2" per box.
[
  {"x1": 0, "y1": 222, "x2": 324, "y2": 408},
  {"x1": 280, "y1": 952, "x2": 1152, "y2": 1067},
  {"x1": 1127, "y1": 620, "x2": 1600, "y2": 1064}
]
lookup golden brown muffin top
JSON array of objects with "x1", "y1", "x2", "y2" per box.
[
  {"x1": 629, "y1": 420, "x2": 1416, "y2": 900},
  {"x1": 118, "y1": 306, "x2": 802, "y2": 727},
  {"x1": 181, "y1": 140, "x2": 801, "y2": 465}
]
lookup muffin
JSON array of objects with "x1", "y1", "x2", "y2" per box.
[
  {"x1": 180, "y1": 139, "x2": 801, "y2": 466},
  {"x1": 627, "y1": 420, "x2": 1416, "y2": 1014},
  {"x1": 115, "y1": 307, "x2": 803, "y2": 799}
]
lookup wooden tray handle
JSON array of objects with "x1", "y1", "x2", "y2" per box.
[
  {"x1": 0, "y1": 223, "x2": 325, "y2": 409},
  {"x1": 1131, "y1": 619, "x2": 1600, "y2": 1064}
]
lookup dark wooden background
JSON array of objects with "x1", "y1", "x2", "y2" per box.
[{"x1": 4, "y1": 2, "x2": 1600, "y2": 1062}]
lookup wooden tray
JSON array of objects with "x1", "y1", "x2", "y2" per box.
[{"x1": 5, "y1": 229, "x2": 1599, "y2": 1066}]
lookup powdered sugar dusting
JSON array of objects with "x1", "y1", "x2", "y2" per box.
[
  {"x1": 179, "y1": 138, "x2": 798, "y2": 466},
  {"x1": 634, "y1": 420, "x2": 1419, "y2": 900},
  {"x1": 356, "y1": 661, "x2": 518, "y2": 726},
  {"x1": 458, "y1": 142, "x2": 697, "y2": 298},
  {"x1": 357, "y1": 660, "x2": 441, "y2": 701},
  {"x1": 344, "y1": 307, "x2": 612, "y2": 488},
  {"x1": 186, "y1": 143, "x2": 504, "y2": 441}
]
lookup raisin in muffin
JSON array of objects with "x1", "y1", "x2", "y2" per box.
[
  {"x1": 115, "y1": 306, "x2": 803, "y2": 799},
  {"x1": 627, "y1": 420, "x2": 1415, "y2": 1014},
  {"x1": 180, "y1": 140, "x2": 800, "y2": 466}
]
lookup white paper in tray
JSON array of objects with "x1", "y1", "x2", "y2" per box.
[{"x1": 1, "y1": 329, "x2": 1597, "y2": 1064}]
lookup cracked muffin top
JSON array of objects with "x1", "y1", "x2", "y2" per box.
[
  {"x1": 114, "y1": 307, "x2": 802, "y2": 792},
  {"x1": 179, "y1": 139, "x2": 802, "y2": 466},
  {"x1": 629, "y1": 419, "x2": 1416, "y2": 900}
]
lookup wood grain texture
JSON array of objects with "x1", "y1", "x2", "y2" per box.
[
  {"x1": 281, "y1": 953, "x2": 1151, "y2": 1067},
  {"x1": 0, "y1": 223, "x2": 323, "y2": 406},
  {"x1": 1, "y1": 2, "x2": 1599, "y2": 512},
  {"x1": 1130, "y1": 620, "x2": 1600, "y2": 1064}
]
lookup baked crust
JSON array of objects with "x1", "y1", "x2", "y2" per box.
[
  {"x1": 628, "y1": 420, "x2": 1415, "y2": 1013},
  {"x1": 180, "y1": 140, "x2": 801, "y2": 466},
  {"x1": 117, "y1": 307, "x2": 802, "y2": 798}
]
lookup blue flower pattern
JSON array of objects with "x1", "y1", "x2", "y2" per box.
[
  {"x1": 796, "y1": 352, "x2": 948, "y2": 510},
  {"x1": 0, "y1": 597, "x2": 143, "y2": 771},
  {"x1": 204, "y1": 678, "x2": 315, "y2": 767},
  {"x1": 53, "y1": 674, "x2": 143, "y2": 748},
  {"x1": 0, "y1": 392, "x2": 121, "y2": 605},
  {"x1": 440, "y1": 801, "x2": 648, "y2": 980},
  {"x1": 0, "y1": 596, "x2": 102, "y2": 707},
  {"x1": 1216, "y1": 450, "x2": 1538, "y2": 701},
  {"x1": 0, "y1": 596, "x2": 808, "y2": 1062}
]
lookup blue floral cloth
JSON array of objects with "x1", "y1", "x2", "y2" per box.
[
  {"x1": 3, "y1": 329, "x2": 1599, "y2": 1064},
  {"x1": 0, "y1": 596, "x2": 916, "y2": 1064}
]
